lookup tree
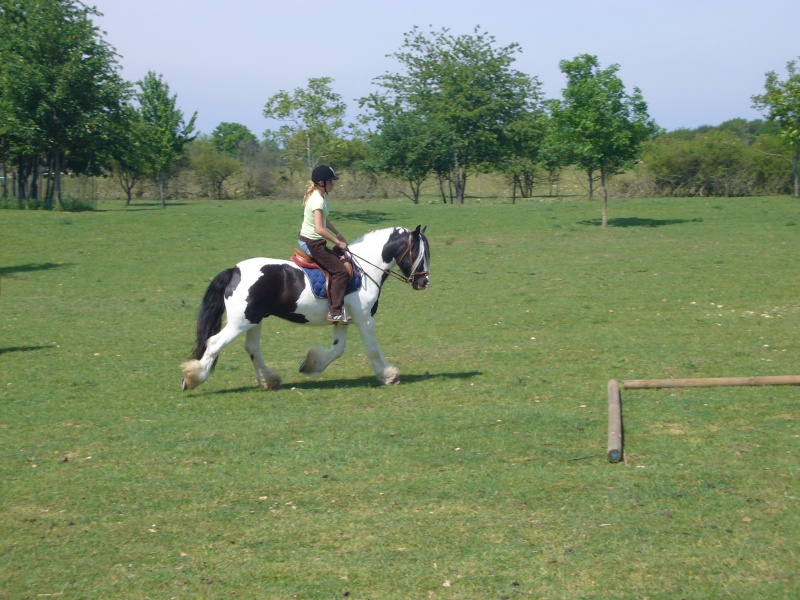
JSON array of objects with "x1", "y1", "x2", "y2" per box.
[
  {"x1": 0, "y1": 0, "x2": 129, "y2": 209},
  {"x1": 237, "y1": 138, "x2": 281, "y2": 197},
  {"x1": 362, "y1": 26, "x2": 542, "y2": 204},
  {"x1": 752, "y1": 57, "x2": 800, "y2": 197},
  {"x1": 550, "y1": 54, "x2": 659, "y2": 226},
  {"x1": 189, "y1": 137, "x2": 241, "y2": 199},
  {"x1": 263, "y1": 77, "x2": 346, "y2": 171},
  {"x1": 362, "y1": 106, "x2": 450, "y2": 203},
  {"x1": 212, "y1": 122, "x2": 257, "y2": 158},
  {"x1": 538, "y1": 117, "x2": 573, "y2": 197},
  {"x1": 500, "y1": 108, "x2": 547, "y2": 202},
  {"x1": 109, "y1": 104, "x2": 149, "y2": 205},
  {"x1": 134, "y1": 71, "x2": 197, "y2": 207}
]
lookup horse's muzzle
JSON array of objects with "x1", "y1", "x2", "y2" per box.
[{"x1": 412, "y1": 276, "x2": 430, "y2": 290}]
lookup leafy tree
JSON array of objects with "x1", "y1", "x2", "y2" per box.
[
  {"x1": 362, "y1": 106, "x2": 450, "y2": 203},
  {"x1": 109, "y1": 104, "x2": 149, "y2": 205},
  {"x1": 212, "y1": 122, "x2": 257, "y2": 158},
  {"x1": 752, "y1": 57, "x2": 800, "y2": 197},
  {"x1": 362, "y1": 26, "x2": 542, "y2": 204},
  {"x1": 134, "y1": 71, "x2": 197, "y2": 207},
  {"x1": 0, "y1": 0, "x2": 129, "y2": 208},
  {"x1": 550, "y1": 54, "x2": 659, "y2": 226},
  {"x1": 189, "y1": 137, "x2": 241, "y2": 199},
  {"x1": 237, "y1": 138, "x2": 281, "y2": 198},
  {"x1": 538, "y1": 117, "x2": 573, "y2": 197},
  {"x1": 263, "y1": 77, "x2": 346, "y2": 171},
  {"x1": 500, "y1": 108, "x2": 548, "y2": 202}
]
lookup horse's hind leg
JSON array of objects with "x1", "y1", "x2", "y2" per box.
[
  {"x1": 181, "y1": 320, "x2": 252, "y2": 390},
  {"x1": 244, "y1": 324, "x2": 281, "y2": 390},
  {"x1": 299, "y1": 324, "x2": 348, "y2": 376}
]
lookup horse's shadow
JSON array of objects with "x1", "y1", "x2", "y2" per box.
[{"x1": 207, "y1": 370, "x2": 482, "y2": 395}]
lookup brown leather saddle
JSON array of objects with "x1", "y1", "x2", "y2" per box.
[{"x1": 290, "y1": 247, "x2": 354, "y2": 281}]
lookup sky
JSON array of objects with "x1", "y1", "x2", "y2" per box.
[{"x1": 89, "y1": 0, "x2": 799, "y2": 137}]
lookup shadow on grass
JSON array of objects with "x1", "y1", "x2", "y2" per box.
[
  {"x1": 205, "y1": 370, "x2": 483, "y2": 395},
  {"x1": 0, "y1": 345, "x2": 52, "y2": 355},
  {"x1": 342, "y1": 210, "x2": 394, "y2": 226},
  {"x1": 85, "y1": 202, "x2": 189, "y2": 213},
  {"x1": 0, "y1": 262, "x2": 72, "y2": 277},
  {"x1": 579, "y1": 217, "x2": 703, "y2": 228}
]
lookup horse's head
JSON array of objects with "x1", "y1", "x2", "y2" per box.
[{"x1": 397, "y1": 225, "x2": 430, "y2": 290}]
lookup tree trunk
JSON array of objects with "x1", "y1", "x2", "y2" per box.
[
  {"x1": 30, "y1": 158, "x2": 40, "y2": 206},
  {"x1": 44, "y1": 156, "x2": 55, "y2": 210},
  {"x1": 793, "y1": 141, "x2": 800, "y2": 198},
  {"x1": 1, "y1": 158, "x2": 8, "y2": 198},
  {"x1": 16, "y1": 161, "x2": 25, "y2": 204},
  {"x1": 512, "y1": 175, "x2": 518, "y2": 204},
  {"x1": 601, "y1": 167, "x2": 609, "y2": 228},
  {"x1": 159, "y1": 169, "x2": 167, "y2": 208},
  {"x1": 453, "y1": 153, "x2": 465, "y2": 204},
  {"x1": 54, "y1": 150, "x2": 63, "y2": 210},
  {"x1": 587, "y1": 168, "x2": 595, "y2": 200},
  {"x1": 406, "y1": 178, "x2": 421, "y2": 204}
]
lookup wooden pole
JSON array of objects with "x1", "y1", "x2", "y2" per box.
[
  {"x1": 607, "y1": 379, "x2": 623, "y2": 463},
  {"x1": 607, "y1": 375, "x2": 800, "y2": 463},
  {"x1": 623, "y1": 375, "x2": 800, "y2": 390}
]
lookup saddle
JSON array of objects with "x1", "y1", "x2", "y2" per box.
[{"x1": 290, "y1": 247, "x2": 360, "y2": 300}]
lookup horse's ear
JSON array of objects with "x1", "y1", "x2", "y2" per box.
[
  {"x1": 413, "y1": 225, "x2": 422, "y2": 236},
  {"x1": 421, "y1": 225, "x2": 427, "y2": 235}
]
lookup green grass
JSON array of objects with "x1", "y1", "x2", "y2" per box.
[{"x1": 2, "y1": 195, "x2": 799, "y2": 598}]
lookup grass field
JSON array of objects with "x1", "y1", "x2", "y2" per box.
[{"x1": 1, "y1": 195, "x2": 799, "y2": 598}]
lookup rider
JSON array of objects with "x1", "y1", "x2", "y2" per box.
[{"x1": 298, "y1": 165, "x2": 351, "y2": 323}]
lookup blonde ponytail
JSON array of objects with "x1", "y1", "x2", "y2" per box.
[{"x1": 302, "y1": 180, "x2": 316, "y2": 204}]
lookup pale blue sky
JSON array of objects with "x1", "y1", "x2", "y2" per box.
[{"x1": 90, "y1": 0, "x2": 799, "y2": 136}]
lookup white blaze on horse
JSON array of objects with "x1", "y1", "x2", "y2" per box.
[{"x1": 181, "y1": 225, "x2": 430, "y2": 391}]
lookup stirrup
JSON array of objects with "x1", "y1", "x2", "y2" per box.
[{"x1": 327, "y1": 307, "x2": 351, "y2": 324}]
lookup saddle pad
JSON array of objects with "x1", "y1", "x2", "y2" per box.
[{"x1": 303, "y1": 266, "x2": 362, "y2": 300}]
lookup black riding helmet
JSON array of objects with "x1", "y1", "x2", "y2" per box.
[{"x1": 311, "y1": 164, "x2": 339, "y2": 185}]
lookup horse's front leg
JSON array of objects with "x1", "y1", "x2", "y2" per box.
[
  {"x1": 355, "y1": 318, "x2": 399, "y2": 385},
  {"x1": 244, "y1": 324, "x2": 281, "y2": 390},
  {"x1": 299, "y1": 324, "x2": 349, "y2": 376}
]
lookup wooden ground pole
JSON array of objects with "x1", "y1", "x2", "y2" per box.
[{"x1": 607, "y1": 375, "x2": 800, "y2": 463}]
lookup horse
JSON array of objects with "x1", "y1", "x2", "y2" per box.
[{"x1": 180, "y1": 225, "x2": 430, "y2": 391}]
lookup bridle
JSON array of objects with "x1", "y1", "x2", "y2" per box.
[{"x1": 348, "y1": 231, "x2": 429, "y2": 287}]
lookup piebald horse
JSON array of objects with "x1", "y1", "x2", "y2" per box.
[{"x1": 181, "y1": 225, "x2": 430, "y2": 390}]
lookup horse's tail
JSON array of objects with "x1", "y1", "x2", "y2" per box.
[{"x1": 190, "y1": 267, "x2": 236, "y2": 360}]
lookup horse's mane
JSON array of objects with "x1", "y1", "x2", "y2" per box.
[{"x1": 349, "y1": 226, "x2": 405, "y2": 247}]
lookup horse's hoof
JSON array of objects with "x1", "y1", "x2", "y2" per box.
[
  {"x1": 181, "y1": 378, "x2": 188, "y2": 391},
  {"x1": 382, "y1": 366, "x2": 400, "y2": 385},
  {"x1": 259, "y1": 374, "x2": 282, "y2": 390}
]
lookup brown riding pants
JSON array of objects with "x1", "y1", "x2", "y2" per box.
[{"x1": 299, "y1": 236, "x2": 349, "y2": 315}]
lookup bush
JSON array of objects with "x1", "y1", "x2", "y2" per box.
[{"x1": 642, "y1": 130, "x2": 793, "y2": 196}]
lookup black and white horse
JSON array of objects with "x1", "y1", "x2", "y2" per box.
[{"x1": 181, "y1": 226, "x2": 430, "y2": 390}]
